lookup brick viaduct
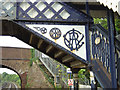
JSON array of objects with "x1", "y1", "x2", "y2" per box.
[{"x1": 0, "y1": 47, "x2": 31, "y2": 88}]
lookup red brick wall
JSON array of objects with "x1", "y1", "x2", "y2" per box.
[
  {"x1": 1, "y1": 47, "x2": 31, "y2": 60},
  {"x1": 20, "y1": 72, "x2": 28, "y2": 88}
]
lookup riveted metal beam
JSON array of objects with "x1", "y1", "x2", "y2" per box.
[
  {"x1": 37, "y1": 39, "x2": 44, "y2": 49},
  {"x1": 62, "y1": 55, "x2": 74, "y2": 63},
  {"x1": 70, "y1": 61, "x2": 86, "y2": 68},
  {"x1": 29, "y1": 34, "x2": 33, "y2": 44},
  {"x1": 46, "y1": 45, "x2": 54, "y2": 54},
  {"x1": 54, "y1": 51, "x2": 64, "y2": 58}
]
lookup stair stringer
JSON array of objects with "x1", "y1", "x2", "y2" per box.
[{"x1": 92, "y1": 59, "x2": 112, "y2": 88}]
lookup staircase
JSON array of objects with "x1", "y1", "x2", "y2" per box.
[
  {"x1": 1, "y1": 0, "x2": 91, "y2": 69},
  {"x1": 90, "y1": 24, "x2": 120, "y2": 88},
  {"x1": 1, "y1": 0, "x2": 120, "y2": 89}
]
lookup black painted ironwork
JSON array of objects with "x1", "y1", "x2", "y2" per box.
[{"x1": 91, "y1": 24, "x2": 110, "y2": 72}]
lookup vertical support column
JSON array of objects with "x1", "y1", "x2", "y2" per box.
[
  {"x1": 85, "y1": 0, "x2": 91, "y2": 63},
  {"x1": 117, "y1": 51, "x2": 120, "y2": 88},
  {"x1": 86, "y1": 0, "x2": 90, "y2": 15},
  {"x1": 107, "y1": 9, "x2": 117, "y2": 88},
  {"x1": 72, "y1": 68, "x2": 79, "y2": 90},
  {"x1": 86, "y1": 1, "x2": 96, "y2": 89}
]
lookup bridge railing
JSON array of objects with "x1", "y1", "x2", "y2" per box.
[
  {"x1": 0, "y1": 1, "x2": 71, "y2": 21},
  {"x1": 91, "y1": 24, "x2": 120, "y2": 83},
  {"x1": 91, "y1": 24, "x2": 111, "y2": 73}
]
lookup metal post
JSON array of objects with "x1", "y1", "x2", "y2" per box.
[
  {"x1": 72, "y1": 68, "x2": 79, "y2": 90},
  {"x1": 86, "y1": 0, "x2": 90, "y2": 15},
  {"x1": 73, "y1": 73, "x2": 79, "y2": 90},
  {"x1": 85, "y1": 0, "x2": 91, "y2": 63},
  {"x1": 107, "y1": 9, "x2": 117, "y2": 88}
]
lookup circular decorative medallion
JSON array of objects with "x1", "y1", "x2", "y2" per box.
[
  {"x1": 49, "y1": 28, "x2": 61, "y2": 40},
  {"x1": 63, "y1": 28, "x2": 84, "y2": 51},
  {"x1": 95, "y1": 36, "x2": 101, "y2": 45},
  {"x1": 40, "y1": 27, "x2": 47, "y2": 34}
]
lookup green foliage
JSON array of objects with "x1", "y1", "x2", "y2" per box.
[
  {"x1": 78, "y1": 69, "x2": 90, "y2": 85},
  {"x1": 56, "y1": 65, "x2": 60, "y2": 69},
  {"x1": 0, "y1": 72, "x2": 21, "y2": 87},
  {"x1": 55, "y1": 84, "x2": 62, "y2": 90},
  {"x1": 30, "y1": 49, "x2": 39, "y2": 67},
  {"x1": 25, "y1": 82, "x2": 31, "y2": 88},
  {"x1": 39, "y1": 64, "x2": 55, "y2": 87},
  {"x1": 115, "y1": 19, "x2": 120, "y2": 33},
  {"x1": 94, "y1": 18, "x2": 120, "y2": 34}
]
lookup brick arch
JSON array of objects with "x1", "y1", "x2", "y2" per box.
[
  {"x1": 1, "y1": 64, "x2": 22, "y2": 87},
  {"x1": 0, "y1": 47, "x2": 32, "y2": 88},
  {"x1": 0, "y1": 63, "x2": 28, "y2": 88}
]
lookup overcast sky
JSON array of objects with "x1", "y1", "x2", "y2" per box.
[
  {"x1": 0, "y1": 36, "x2": 33, "y2": 48},
  {"x1": 0, "y1": 36, "x2": 32, "y2": 74},
  {"x1": 0, "y1": 68, "x2": 17, "y2": 75}
]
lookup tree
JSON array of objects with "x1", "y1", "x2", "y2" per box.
[
  {"x1": 1, "y1": 72, "x2": 21, "y2": 86},
  {"x1": 2, "y1": 72, "x2": 8, "y2": 79},
  {"x1": 94, "y1": 18, "x2": 120, "y2": 34}
]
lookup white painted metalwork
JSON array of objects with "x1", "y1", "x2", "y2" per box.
[
  {"x1": 97, "y1": 0, "x2": 120, "y2": 15},
  {"x1": 26, "y1": 24, "x2": 87, "y2": 60},
  {"x1": 59, "y1": 9, "x2": 70, "y2": 19},
  {"x1": 35, "y1": 2, "x2": 46, "y2": 11},
  {"x1": 52, "y1": 2, "x2": 63, "y2": 12},
  {"x1": 20, "y1": 2, "x2": 30, "y2": 11},
  {"x1": 44, "y1": 9, "x2": 55, "y2": 19},
  {"x1": 27, "y1": 8, "x2": 38, "y2": 18},
  {"x1": 45, "y1": 0, "x2": 53, "y2": 4}
]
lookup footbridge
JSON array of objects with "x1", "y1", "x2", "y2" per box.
[{"x1": 0, "y1": 0, "x2": 120, "y2": 89}]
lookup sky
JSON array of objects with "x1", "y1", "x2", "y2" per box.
[
  {"x1": 0, "y1": 36, "x2": 33, "y2": 48},
  {"x1": 0, "y1": 68, "x2": 17, "y2": 75},
  {"x1": 0, "y1": 36, "x2": 33, "y2": 74}
]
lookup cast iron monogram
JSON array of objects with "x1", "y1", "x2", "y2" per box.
[
  {"x1": 49, "y1": 28, "x2": 61, "y2": 40},
  {"x1": 63, "y1": 28, "x2": 84, "y2": 51}
]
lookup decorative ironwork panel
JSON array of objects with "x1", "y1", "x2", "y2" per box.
[
  {"x1": 17, "y1": 0, "x2": 69, "y2": 20},
  {"x1": 26, "y1": 24, "x2": 87, "y2": 61},
  {"x1": 0, "y1": 0, "x2": 16, "y2": 19},
  {"x1": 91, "y1": 24, "x2": 110, "y2": 73},
  {"x1": 16, "y1": 0, "x2": 93, "y2": 22}
]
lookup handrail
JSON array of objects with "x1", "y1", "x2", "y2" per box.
[
  {"x1": 92, "y1": 24, "x2": 120, "y2": 51},
  {"x1": 91, "y1": 24, "x2": 120, "y2": 80}
]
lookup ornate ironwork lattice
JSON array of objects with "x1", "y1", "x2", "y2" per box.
[
  {"x1": 91, "y1": 25, "x2": 110, "y2": 73},
  {"x1": 0, "y1": 0, "x2": 16, "y2": 19},
  {"x1": 17, "y1": 0, "x2": 70, "y2": 20}
]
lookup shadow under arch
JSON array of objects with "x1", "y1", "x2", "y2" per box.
[{"x1": 0, "y1": 64, "x2": 22, "y2": 88}]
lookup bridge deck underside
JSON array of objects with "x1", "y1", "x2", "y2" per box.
[{"x1": 1, "y1": 20, "x2": 87, "y2": 69}]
